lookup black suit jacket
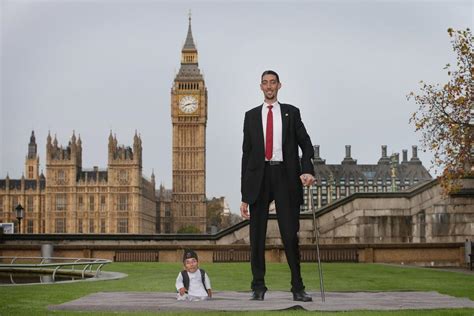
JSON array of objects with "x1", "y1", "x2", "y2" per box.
[{"x1": 241, "y1": 103, "x2": 314, "y2": 207}]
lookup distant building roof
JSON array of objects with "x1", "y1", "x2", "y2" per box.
[{"x1": 312, "y1": 145, "x2": 432, "y2": 185}]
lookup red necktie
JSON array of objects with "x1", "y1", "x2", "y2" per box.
[{"x1": 265, "y1": 105, "x2": 273, "y2": 160}]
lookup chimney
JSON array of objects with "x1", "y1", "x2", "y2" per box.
[
  {"x1": 402, "y1": 149, "x2": 408, "y2": 163},
  {"x1": 314, "y1": 145, "x2": 320, "y2": 158},
  {"x1": 312, "y1": 145, "x2": 325, "y2": 164},
  {"x1": 378, "y1": 145, "x2": 390, "y2": 164},
  {"x1": 410, "y1": 145, "x2": 421, "y2": 164},
  {"x1": 342, "y1": 145, "x2": 356, "y2": 165}
]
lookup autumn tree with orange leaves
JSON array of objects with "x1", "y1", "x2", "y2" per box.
[{"x1": 408, "y1": 28, "x2": 473, "y2": 194}]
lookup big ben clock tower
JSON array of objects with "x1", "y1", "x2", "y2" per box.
[{"x1": 170, "y1": 15, "x2": 207, "y2": 233}]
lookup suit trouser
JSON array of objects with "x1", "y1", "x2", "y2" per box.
[{"x1": 249, "y1": 163, "x2": 304, "y2": 292}]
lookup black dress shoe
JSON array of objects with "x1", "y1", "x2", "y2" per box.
[
  {"x1": 251, "y1": 290, "x2": 266, "y2": 301},
  {"x1": 293, "y1": 290, "x2": 312, "y2": 302}
]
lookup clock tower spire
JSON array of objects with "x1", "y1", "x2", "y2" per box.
[{"x1": 170, "y1": 14, "x2": 208, "y2": 233}]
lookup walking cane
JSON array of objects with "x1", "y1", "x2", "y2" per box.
[{"x1": 308, "y1": 184, "x2": 325, "y2": 302}]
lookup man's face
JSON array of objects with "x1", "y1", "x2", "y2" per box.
[
  {"x1": 260, "y1": 74, "x2": 281, "y2": 101},
  {"x1": 184, "y1": 257, "x2": 198, "y2": 273}
]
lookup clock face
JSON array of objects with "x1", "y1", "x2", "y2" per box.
[{"x1": 179, "y1": 95, "x2": 198, "y2": 114}]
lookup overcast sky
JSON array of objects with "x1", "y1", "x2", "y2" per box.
[{"x1": 1, "y1": 0, "x2": 472, "y2": 213}]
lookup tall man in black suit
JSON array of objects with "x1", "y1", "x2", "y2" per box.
[{"x1": 240, "y1": 70, "x2": 315, "y2": 302}]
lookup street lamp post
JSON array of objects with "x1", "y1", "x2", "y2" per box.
[{"x1": 15, "y1": 204, "x2": 24, "y2": 234}]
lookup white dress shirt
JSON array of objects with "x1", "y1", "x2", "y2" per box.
[{"x1": 261, "y1": 101, "x2": 283, "y2": 162}]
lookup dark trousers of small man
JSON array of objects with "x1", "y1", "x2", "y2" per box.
[{"x1": 249, "y1": 163, "x2": 304, "y2": 293}]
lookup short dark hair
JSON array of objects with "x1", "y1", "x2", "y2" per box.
[
  {"x1": 261, "y1": 70, "x2": 280, "y2": 83},
  {"x1": 183, "y1": 249, "x2": 198, "y2": 262}
]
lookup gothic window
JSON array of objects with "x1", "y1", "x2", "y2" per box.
[
  {"x1": 55, "y1": 218, "x2": 66, "y2": 233},
  {"x1": 78, "y1": 219, "x2": 83, "y2": 233},
  {"x1": 11, "y1": 196, "x2": 18, "y2": 209},
  {"x1": 56, "y1": 194, "x2": 67, "y2": 211},
  {"x1": 100, "y1": 196, "x2": 106, "y2": 211},
  {"x1": 100, "y1": 219, "x2": 106, "y2": 233},
  {"x1": 28, "y1": 166, "x2": 34, "y2": 179},
  {"x1": 57, "y1": 170, "x2": 66, "y2": 185},
  {"x1": 117, "y1": 219, "x2": 128, "y2": 233},
  {"x1": 89, "y1": 196, "x2": 95, "y2": 211},
  {"x1": 27, "y1": 219, "x2": 34, "y2": 233},
  {"x1": 78, "y1": 196, "x2": 84, "y2": 210},
  {"x1": 0, "y1": 197, "x2": 3, "y2": 214},
  {"x1": 118, "y1": 194, "x2": 128, "y2": 211},
  {"x1": 89, "y1": 219, "x2": 94, "y2": 233},
  {"x1": 118, "y1": 170, "x2": 129, "y2": 184},
  {"x1": 27, "y1": 196, "x2": 34, "y2": 212}
]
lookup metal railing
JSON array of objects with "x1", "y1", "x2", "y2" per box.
[{"x1": 0, "y1": 256, "x2": 112, "y2": 280}]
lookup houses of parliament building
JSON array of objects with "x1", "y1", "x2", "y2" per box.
[{"x1": 0, "y1": 131, "x2": 157, "y2": 234}]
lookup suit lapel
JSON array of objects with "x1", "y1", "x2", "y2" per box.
[
  {"x1": 256, "y1": 104, "x2": 265, "y2": 156},
  {"x1": 280, "y1": 103, "x2": 289, "y2": 145}
]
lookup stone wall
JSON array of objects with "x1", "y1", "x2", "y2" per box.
[{"x1": 1, "y1": 178, "x2": 472, "y2": 267}]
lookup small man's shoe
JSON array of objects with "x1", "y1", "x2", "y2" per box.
[
  {"x1": 251, "y1": 290, "x2": 266, "y2": 301},
  {"x1": 292, "y1": 290, "x2": 312, "y2": 302}
]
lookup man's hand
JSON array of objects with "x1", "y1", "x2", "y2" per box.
[
  {"x1": 300, "y1": 173, "x2": 315, "y2": 186},
  {"x1": 178, "y1": 287, "x2": 186, "y2": 296},
  {"x1": 240, "y1": 202, "x2": 250, "y2": 219}
]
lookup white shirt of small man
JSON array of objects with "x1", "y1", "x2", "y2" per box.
[{"x1": 175, "y1": 269, "x2": 212, "y2": 301}]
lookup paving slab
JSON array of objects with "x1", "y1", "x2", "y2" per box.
[{"x1": 49, "y1": 291, "x2": 474, "y2": 312}]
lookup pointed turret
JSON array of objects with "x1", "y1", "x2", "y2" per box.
[
  {"x1": 182, "y1": 13, "x2": 197, "y2": 52},
  {"x1": 25, "y1": 130, "x2": 40, "y2": 179},
  {"x1": 177, "y1": 13, "x2": 202, "y2": 80},
  {"x1": 27, "y1": 131, "x2": 37, "y2": 159},
  {"x1": 151, "y1": 169, "x2": 156, "y2": 187}
]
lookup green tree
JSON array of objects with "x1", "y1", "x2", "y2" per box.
[
  {"x1": 206, "y1": 197, "x2": 224, "y2": 230},
  {"x1": 408, "y1": 28, "x2": 473, "y2": 193}
]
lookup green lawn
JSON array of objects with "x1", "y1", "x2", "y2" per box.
[{"x1": 0, "y1": 262, "x2": 473, "y2": 315}]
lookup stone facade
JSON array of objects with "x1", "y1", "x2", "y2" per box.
[
  {"x1": 301, "y1": 178, "x2": 472, "y2": 246},
  {"x1": 0, "y1": 131, "x2": 157, "y2": 234}
]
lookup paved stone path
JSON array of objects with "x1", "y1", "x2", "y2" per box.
[{"x1": 49, "y1": 291, "x2": 474, "y2": 312}]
